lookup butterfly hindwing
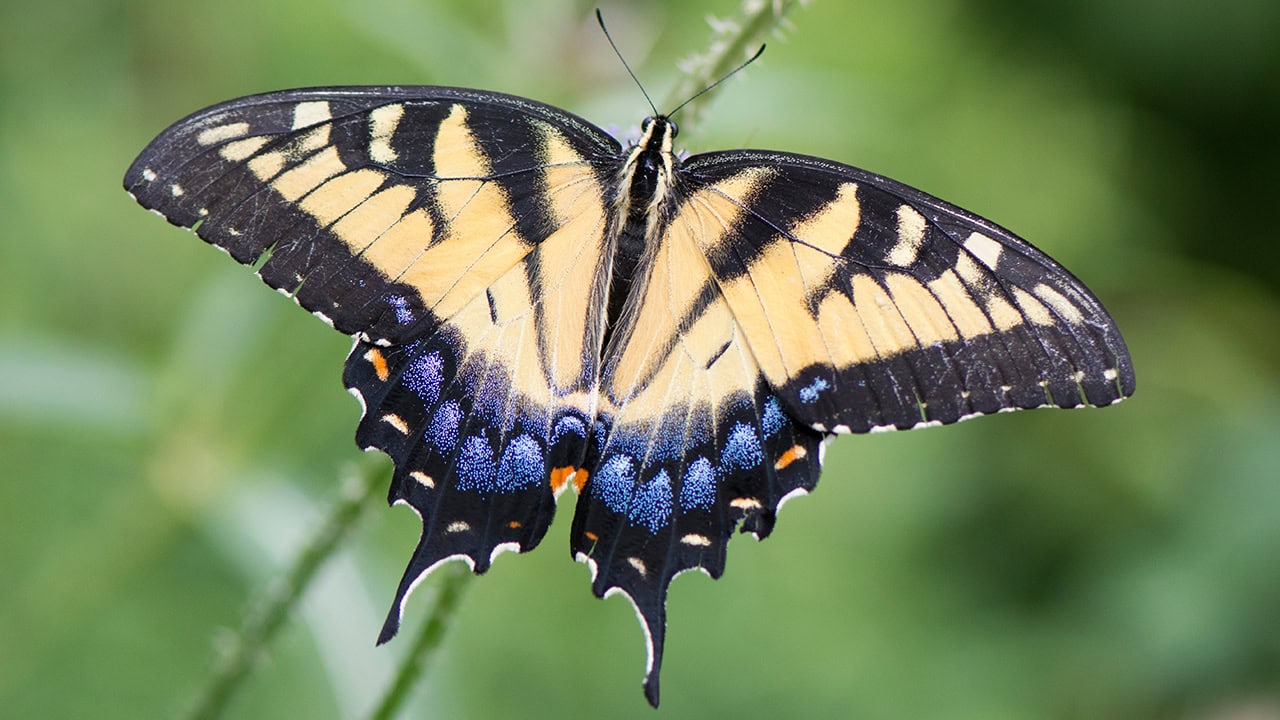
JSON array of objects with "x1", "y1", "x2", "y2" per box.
[
  {"x1": 679, "y1": 151, "x2": 1136, "y2": 434},
  {"x1": 569, "y1": 183, "x2": 829, "y2": 704}
]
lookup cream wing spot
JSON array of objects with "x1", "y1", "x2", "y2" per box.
[
  {"x1": 381, "y1": 414, "x2": 409, "y2": 434},
  {"x1": 249, "y1": 151, "x2": 286, "y2": 181},
  {"x1": 884, "y1": 272, "x2": 959, "y2": 345},
  {"x1": 196, "y1": 122, "x2": 250, "y2": 145},
  {"x1": 985, "y1": 295, "x2": 1024, "y2": 331},
  {"x1": 851, "y1": 273, "x2": 916, "y2": 356},
  {"x1": 1033, "y1": 284, "x2": 1085, "y2": 324},
  {"x1": 292, "y1": 101, "x2": 331, "y2": 129},
  {"x1": 927, "y1": 269, "x2": 993, "y2": 339},
  {"x1": 1012, "y1": 287, "x2": 1054, "y2": 325},
  {"x1": 790, "y1": 182, "x2": 860, "y2": 257},
  {"x1": 369, "y1": 103, "x2": 404, "y2": 164},
  {"x1": 887, "y1": 204, "x2": 927, "y2": 265},
  {"x1": 271, "y1": 146, "x2": 346, "y2": 201},
  {"x1": 964, "y1": 232, "x2": 1003, "y2": 270},
  {"x1": 220, "y1": 136, "x2": 270, "y2": 162}
]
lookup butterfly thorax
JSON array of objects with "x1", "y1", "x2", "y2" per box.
[{"x1": 601, "y1": 115, "x2": 679, "y2": 354}]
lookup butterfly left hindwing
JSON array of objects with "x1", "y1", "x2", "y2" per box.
[{"x1": 126, "y1": 82, "x2": 1133, "y2": 708}]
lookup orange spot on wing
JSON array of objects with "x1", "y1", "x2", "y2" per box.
[
  {"x1": 550, "y1": 466, "x2": 590, "y2": 494},
  {"x1": 364, "y1": 348, "x2": 390, "y2": 381},
  {"x1": 774, "y1": 444, "x2": 808, "y2": 470},
  {"x1": 507, "y1": 520, "x2": 522, "y2": 529},
  {"x1": 584, "y1": 531, "x2": 598, "y2": 542},
  {"x1": 549, "y1": 466, "x2": 574, "y2": 493}
]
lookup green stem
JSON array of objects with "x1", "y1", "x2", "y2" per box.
[
  {"x1": 367, "y1": 563, "x2": 471, "y2": 720},
  {"x1": 661, "y1": 0, "x2": 810, "y2": 131},
  {"x1": 184, "y1": 459, "x2": 386, "y2": 720}
]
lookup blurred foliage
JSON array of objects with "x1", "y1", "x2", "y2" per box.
[{"x1": 2, "y1": 0, "x2": 1279, "y2": 718}]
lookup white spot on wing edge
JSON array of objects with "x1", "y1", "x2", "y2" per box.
[{"x1": 141, "y1": 168, "x2": 157, "y2": 182}]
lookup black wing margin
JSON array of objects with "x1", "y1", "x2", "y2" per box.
[{"x1": 680, "y1": 150, "x2": 1135, "y2": 434}]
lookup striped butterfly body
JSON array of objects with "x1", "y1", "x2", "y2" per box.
[{"x1": 125, "y1": 85, "x2": 1134, "y2": 706}]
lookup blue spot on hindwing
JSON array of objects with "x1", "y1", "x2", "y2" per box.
[
  {"x1": 388, "y1": 294, "x2": 414, "y2": 325},
  {"x1": 496, "y1": 434, "x2": 545, "y2": 491},
  {"x1": 550, "y1": 414, "x2": 587, "y2": 445},
  {"x1": 593, "y1": 455, "x2": 635, "y2": 515},
  {"x1": 628, "y1": 469, "x2": 673, "y2": 533},
  {"x1": 427, "y1": 400, "x2": 461, "y2": 452},
  {"x1": 799, "y1": 377, "x2": 830, "y2": 404},
  {"x1": 762, "y1": 395, "x2": 787, "y2": 437},
  {"x1": 401, "y1": 350, "x2": 444, "y2": 406},
  {"x1": 721, "y1": 422, "x2": 764, "y2": 472},
  {"x1": 680, "y1": 457, "x2": 716, "y2": 511},
  {"x1": 456, "y1": 434, "x2": 496, "y2": 491}
]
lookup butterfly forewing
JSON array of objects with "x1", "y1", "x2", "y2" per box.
[{"x1": 679, "y1": 150, "x2": 1136, "y2": 434}]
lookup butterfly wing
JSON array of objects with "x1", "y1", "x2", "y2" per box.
[
  {"x1": 125, "y1": 86, "x2": 619, "y2": 344},
  {"x1": 569, "y1": 147, "x2": 1134, "y2": 704},
  {"x1": 571, "y1": 171, "x2": 831, "y2": 705},
  {"x1": 126, "y1": 87, "x2": 621, "y2": 639},
  {"x1": 680, "y1": 150, "x2": 1135, "y2": 433}
]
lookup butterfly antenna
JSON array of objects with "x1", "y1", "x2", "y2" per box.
[
  {"x1": 596, "y1": 8, "x2": 659, "y2": 117},
  {"x1": 668, "y1": 43, "x2": 766, "y2": 120}
]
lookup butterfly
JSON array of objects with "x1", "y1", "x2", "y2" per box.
[{"x1": 124, "y1": 69, "x2": 1134, "y2": 706}]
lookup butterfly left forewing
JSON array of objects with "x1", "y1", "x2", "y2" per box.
[{"x1": 125, "y1": 86, "x2": 620, "y2": 344}]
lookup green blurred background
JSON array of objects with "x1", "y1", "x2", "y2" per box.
[{"x1": 3, "y1": 0, "x2": 1279, "y2": 717}]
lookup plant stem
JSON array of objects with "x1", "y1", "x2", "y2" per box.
[
  {"x1": 184, "y1": 459, "x2": 386, "y2": 720},
  {"x1": 662, "y1": 0, "x2": 810, "y2": 131}
]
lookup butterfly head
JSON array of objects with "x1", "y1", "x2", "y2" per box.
[{"x1": 637, "y1": 115, "x2": 677, "y2": 157}]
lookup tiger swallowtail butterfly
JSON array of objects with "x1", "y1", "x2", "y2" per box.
[{"x1": 124, "y1": 46, "x2": 1133, "y2": 707}]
